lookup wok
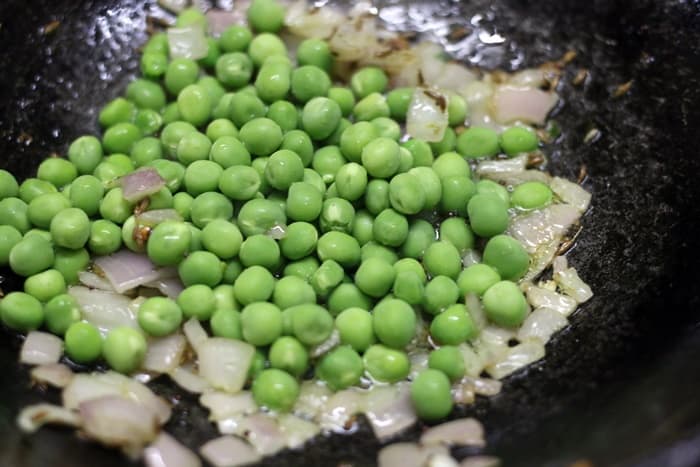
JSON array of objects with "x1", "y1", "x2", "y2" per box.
[{"x1": 1, "y1": 0, "x2": 700, "y2": 465}]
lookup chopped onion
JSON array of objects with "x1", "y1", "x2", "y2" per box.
[
  {"x1": 465, "y1": 293, "x2": 488, "y2": 330},
  {"x1": 293, "y1": 380, "x2": 332, "y2": 420},
  {"x1": 237, "y1": 413, "x2": 286, "y2": 455},
  {"x1": 206, "y1": 9, "x2": 244, "y2": 36},
  {"x1": 420, "y1": 418, "x2": 486, "y2": 447},
  {"x1": 408, "y1": 350, "x2": 429, "y2": 380},
  {"x1": 459, "y1": 343, "x2": 486, "y2": 377},
  {"x1": 477, "y1": 155, "x2": 527, "y2": 176},
  {"x1": 472, "y1": 327, "x2": 514, "y2": 368},
  {"x1": 69, "y1": 286, "x2": 138, "y2": 335},
  {"x1": 517, "y1": 307, "x2": 568, "y2": 343},
  {"x1": 377, "y1": 443, "x2": 449, "y2": 467},
  {"x1": 20, "y1": 331, "x2": 63, "y2": 365},
  {"x1": 158, "y1": 0, "x2": 188, "y2": 14},
  {"x1": 460, "y1": 457, "x2": 502, "y2": 467},
  {"x1": 461, "y1": 80, "x2": 498, "y2": 130},
  {"x1": 143, "y1": 334, "x2": 187, "y2": 374},
  {"x1": 461, "y1": 249, "x2": 481, "y2": 268},
  {"x1": 554, "y1": 266, "x2": 593, "y2": 303},
  {"x1": 145, "y1": 277, "x2": 185, "y2": 299},
  {"x1": 486, "y1": 340, "x2": 545, "y2": 379},
  {"x1": 94, "y1": 250, "x2": 166, "y2": 294},
  {"x1": 329, "y1": 15, "x2": 378, "y2": 62},
  {"x1": 137, "y1": 209, "x2": 182, "y2": 227},
  {"x1": 31, "y1": 363, "x2": 74, "y2": 388},
  {"x1": 318, "y1": 388, "x2": 364, "y2": 432},
  {"x1": 508, "y1": 69, "x2": 547, "y2": 88},
  {"x1": 144, "y1": 432, "x2": 202, "y2": 467},
  {"x1": 456, "y1": 376, "x2": 503, "y2": 397},
  {"x1": 200, "y1": 435, "x2": 261, "y2": 467},
  {"x1": 429, "y1": 454, "x2": 460, "y2": 467},
  {"x1": 491, "y1": 169, "x2": 552, "y2": 186},
  {"x1": 285, "y1": 0, "x2": 344, "y2": 39},
  {"x1": 198, "y1": 338, "x2": 255, "y2": 393},
  {"x1": 364, "y1": 383, "x2": 417, "y2": 441},
  {"x1": 170, "y1": 365, "x2": 212, "y2": 394},
  {"x1": 552, "y1": 255, "x2": 568, "y2": 274},
  {"x1": 277, "y1": 414, "x2": 320, "y2": 449},
  {"x1": 183, "y1": 318, "x2": 208, "y2": 351},
  {"x1": 168, "y1": 25, "x2": 209, "y2": 60},
  {"x1": 200, "y1": 391, "x2": 257, "y2": 421},
  {"x1": 525, "y1": 284, "x2": 577, "y2": 316},
  {"x1": 17, "y1": 403, "x2": 81, "y2": 433},
  {"x1": 406, "y1": 87, "x2": 450, "y2": 142},
  {"x1": 79, "y1": 395, "x2": 159, "y2": 453},
  {"x1": 550, "y1": 177, "x2": 592, "y2": 212},
  {"x1": 491, "y1": 86, "x2": 558, "y2": 125},
  {"x1": 120, "y1": 168, "x2": 166, "y2": 203},
  {"x1": 523, "y1": 240, "x2": 559, "y2": 282},
  {"x1": 265, "y1": 223, "x2": 287, "y2": 240},
  {"x1": 78, "y1": 271, "x2": 115, "y2": 291},
  {"x1": 508, "y1": 204, "x2": 581, "y2": 253},
  {"x1": 432, "y1": 64, "x2": 478, "y2": 92}
]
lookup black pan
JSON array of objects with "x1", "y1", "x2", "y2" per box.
[{"x1": 1, "y1": 0, "x2": 700, "y2": 466}]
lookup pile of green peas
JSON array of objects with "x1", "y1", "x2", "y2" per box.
[{"x1": 0, "y1": 0, "x2": 555, "y2": 420}]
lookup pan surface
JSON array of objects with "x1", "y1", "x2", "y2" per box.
[{"x1": 1, "y1": 0, "x2": 700, "y2": 466}]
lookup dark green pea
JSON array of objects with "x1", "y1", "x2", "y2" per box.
[
  {"x1": 99, "y1": 188, "x2": 134, "y2": 223},
  {"x1": 68, "y1": 136, "x2": 104, "y2": 174},
  {"x1": 373, "y1": 208, "x2": 408, "y2": 247},
  {"x1": 252, "y1": 368, "x2": 299, "y2": 413},
  {"x1": 103, "y1": 327, "x2": 147, "y2": 374},
  {"x1": 218, "y1": 166, "x2": 260, "y2": 201},
  {"x1": 255, "y1": 61, "x2": 291, "y2": 103},
  {"x1": 0, "y1": 292, "x2": 44, "y2": 331},
  {"x1": 210, "y1": 309, "x2": 242, "y2": 340},
  {"x1": 126, "y1": 78, "x2": 166, "y2": 110},
  {"x1": 24, "y1": 269, "x2": 66, "y2": 303},
  {"x1": 273, "y1": 276, "x2": 316, "y2": 310},
  {"x1": 161, "y1": 102, "x2": 182, "y2": 124},
  {"x1": 138, "y1": 297, "x2": 183, "y2": 337},
  {"x1": 429, "y1": 346, "x2": 466, "y2": 382}
]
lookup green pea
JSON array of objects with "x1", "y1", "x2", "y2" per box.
[
  {"x1": 238, "y1": 117, "x2": 283, "y2": 157},
  {"x1": 177, "y1": 284, "x2": 217, "y2": 321},
  {"x1": 302, "y1": 97, "x2": 341, "y2": 141},
  {"x1": 160, "y1": 121, "x2": 197, "y2": 159},
  {"x1": 285, "y1": 182, "x2": 322, "y2": 222},
  {"x1": 287, "y1": 303, "x2": 333, "y2": 346},
  {"x1": 206, "y1": 119, "x2": 238, "y2": 142},
  {"x1": 364, "y1": 179, "x2": 389, "y2": 216},
  {"x1": 402, "y1": 139, "x2": 433, "y2": 168},
  {"x1": 310, "y1": 260, "x2": 344, "y2": 297},
  {"x1": 266, "y1": 100, "x2": 298, "y2": 132},
  {"x1": 319, "y1": 197, "x2": 355, "y2": 233},
  {"x1": 264, "y1": 149, "x2": 304, "y2": 191},
  {"x1": 198, "y1": 37, "x2": 221, "y2": 68},
  {"x1": 500, "y1": 126, "x2": 539, "y2": 156},
  {"x1": 183, "y1": 160, "x2": 222, "y2": 197},
  {"x1": 457, "y1": 263, "x2": 501, "y2": 296},
  {"x1": 178, "y1": 250, "x2": 223, "y2": 287},
  {"x1": 37, "y1": 157, "x2": 77, "y2": 188},
  {"x1": 131, "y1": 107, "x2": 163, "y2": 135},
  {"x1": 482, "y1": 234, "x2": 529, "y2": 281},
  {"x1": 423, "y1": 275, "x2": 460, "y2": 314},
  {"x1": 351, "y1": 210, "x2": 374, "y2": 246},
  {"x1": 482, "y1": 280, "x2": 528, "y2": 327},
  {"x1": 19, "y1": 178, "x2": 57, "y2": 204},
  {"x1": 282, "y1": 130, "x2": 314, "y2": 167},
  {"x1": 353, "y1": 92, "x2": 390, "y2": 121},
  {"x1": 50, "y1": 208, "x2": 90, "y2": 250},
  {"x1": 121, "y1": 216, "x2": 143, "y2": 253},
  {"x1": 53, "y1": 248, "x2": 90, "y2": 285},
  {"x1": 432, "y1": 151, "x2": 470, "y2": 179},
  {"x1": 201, "y1": 219, "x2": 242, "y2": 260},
  {"x1": 269, "y1": 336, "x2": 308, "y2": 377},
  {"x1": 447, "y1": 93, "x2": 468, "y2": 126},
  {"x1": 248, "y1": 33, "x2": 287, "y2": 68},
  {"x1": 241, "y1": 302, "x2": 283, "y2": 346},
  {"x1": 140, "y1": 52, "x2": 168, "y2": 79},
  {"x1": 371, "y1": 116, "x2": 401, "y2": 141},
  {"x1": 24, "y1": 269, "x2": 66, "y2": 303},
  {"x1": 165, "y1": 58, "x2": 199, "y2": 95},
  {"x1": 373, "y1": 208, "x2": 408, "y2": 247},
  {"x1": 146, "y1": 221, "x2": 191, "y2": 266},
  {"x1": 247, "y1": 0, "x2": 285, "y2": 32},
  {"x1": 234, "y1": 266, "x2": 275, "y2": 305},
  {"x1": 92, "y1": 160, "x2": 128, "y2": 183},
  {"x1": 176, "y1": 7, "x2": 207, "y2": 28},
  {"x1": 361, "y1": 241, "x2": 399, "y2": 265},
  {"x1": 143, "y1": 32, "x2": 168, "y2": 55},
  {"x1": 68, "y1": 175, "x2": 104, "y2": 217},
  {"x1": 386, "y1": 87, "x2": 414, "y2": 121},
  {"x1": 272, "y1": 276, "x2": 316, "y2": 310},
  {"x1": 283, "y1": 257, "x2": 319, "y2": 282},
  {"x1": 393, "y1": 271, "x2": 425, "y2": 305},
  {"x1": 190, "y1": 192, "x2": 233, "y2": 228},
  {"x1": 511, "y1": 181, "x2": 553, "y2": 210},
  {"x1": 297, "y1": 38, "x2": 333, "y2": 72},
  {"x1": 239, "y1": 234, "x2": 280, "y2": 270},
  {"x1": 312, "y1": 146, "x2": 346, "y2": 185},
  {"x1": 217, "y1": 166, "x2": 259, "y2": 202},
  {"x1": 99, "y1": 97, "x2": 136, "y2": 128},
  {"x1": 372, "y1": 298, "x2": 416, "y2": 349},
  {"x1": 103, "y1": 122, "x2": 142, "y2": 154},
  {"x1": 177, "y1": 84, "x2": 212, "y2": 127},
  {"x1": 316, "y1": 346, "x2": 364, "y2": 390},
  {"x1": 439, "y1": 217, "x2": 474, "y2": 253},
  {"x1": 340, "y1": 121, "x2": 379, "y2": 163},
  {"x1": 44, "y1": 294, "x2": 81, "y2": 336},
  {"x1": 0, "y1": 292, "x2": 44, "y2": 331},
  {"x1": 423, "y1": 241, "x2": 462, "y2": 280},
  {"x1": 334, "y1": 163, "x2": 368, "y2": 202},
  {"x1": 162, "y1": 102, "x2": 182, "y2": 124},
  {"x1": 27, "y1": 192, "x2": 71, "y2": 229},
  {"x1": 0, "y1": 225, "x2": 22, "y2": 266},
  {"x1": 363, "y1": 344, "x2": 410, "y2": 383},
  {"x1": 248, "y1": 349, "x2": 266, "y2": 379},
  {"x1": 316, "y1": 231, "x2": 361, "y2": 267},
  {"x1": 229, "y1": 92, "x2": 267, "y2": 128},
  {"x1": 9, "y1": 235, "x2": 54, "y2": 277},
  {"x1": 138, "y1": 297, "x2": 183, "y2": 337},
  {"x1": 429, "y1": 346, "x2": 466, "y2": 382},
  {"x1": 177, "y1": 131, "x2": 212, "y2": 165},
  {"x1": 328, "y1": 87, "x2": 355, "y2": 117},
  {"x1": 219, "y1": 25, "x2": 252, "y2": 52},
  {"x1": 361, "y1": 137, "x2": 400, "y2": 179},
  {"x1": 252, "y1": 368, "x2": 299, "y2": 412},
  {"x1": 432, "y1": 304, "x2": 476, "y2": 346},
  {"x1": 354, "y1": 257, "x2": 395, "y2": 298},
  {"x1": 389, "y1": 173, "x2": 425, "y2": 215},
  {"x1": 210, "y1": 309, "x2": 242, "y2": 340},
  {"x1": 277, "y1": 221, "x2": 316, "y2": 261},
  {"x1": 103, "y1": 327, "x2": 147, "y2": 374},
  {"x1": 456, "y1": 127, "x2": 500, "y2": 159},
  {"x1": 0, "y1": 170, "x2": 18, "y2": 200},
  {"x1": 236, "y1": 198, "x2": 287, "y2": 237},
  {"x1": 291, "y1": 65, "x2": 331, "y2": 103},
  {"x1": 68, "y1": 136, "x2": 104, "y2": 174},
  {"x1": 210, "y1": 136, "x2": 250, "y2": 169},
  {"x1": 429, "y1": 127, "x2": 457, "y2": 155},
  {"x1": 411, "y1": 369, "x2": 453, "y2": 420},
  {"x1": 64, "y1": 322, "x2": 102, "y2": 364},
  {"x1": 333, "y1": 308, "x2": 374, "y2": 353},
  {"x1": 126, "y1": 78, "x2": 166, "y2": 110},
  {"x1": 213, "y1": 284, "x2": 238, "y2": 311},
  {"x1": 440, "y1": 175, "x2": 476, "y2": 216}
]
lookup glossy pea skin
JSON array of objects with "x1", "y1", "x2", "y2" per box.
[
  {"x1": 316, "y1": 231, "x2": 361, "y2": 268},
  {"x1": 210, "y1": 136, "x2": 250, "y2": 168},
  {"x1": 161, "y1": 121, "x2": 198, "y2": 159},
  {"x1": 241, "y1": 302, "x2": 283, "y2": 346},
  {"x1": 423, "y1": 275, "x2": 460, "y2": 315},
  {"x1": 447, "y1": 93, "x2": 468, "y2": 127},
  {"x1": 302, "y1": 97, "x2": 341, "y2": 141},
  {"x1": 282, "y1": 130, "x2": 314, "y2": 167},
  {"x1": 340, "y1": 121, "x2": 379, "y2": 163},
  {"x1": 328, "y1": 87, "x2": 355, "y2": 117},
  {"x1": 140, "y1": 52, "x2": 168, "y2": 79},
  {"x1": 98, "y1": 189, "x2": 134, "y2": 224},
  {"x1": 386, "y1": 87, "x2": 414, "y2": 121},
  {"x1": 178, "y1": 250, "x2": 223, "y2": 287},
  {"x1": 102, "y1": 327, "x2": 147, "y2": 374},
  {"x1": 177, "y1": 131, "x2": 212, "y2": 165},
  {"x1": 335, "y1": 307, "x2": 375, "y2": 352},
  {"x1": 69, "y1": 175, "x2": 104, "y2": 217},
  {"x1": 190, "y1": 192, "x2": 233, "y2": 229},
  {"x1": 297, "y1": 38, "x2": 333, "y2": 72},
  {"x1": 372, "y1": 299, "x2": 416, "y2": 349},
  {"x1": 429, "y1": 346, "x2": 466, "y2": 382},
  {"x1": 316, "y1": 346, "x2": 364, "y2": 391},
  {"x1": 373, "y1": 209, "x2": 408, "y2": 248},
  {"x1": 0, "y1": 292, "x2": 44, "y2": 331},
  {"x1": 411, "y1": 369, "x2": 453, "y2": 421},
  {"x1": 165, "y1": 58, "x2": 200, "y2": 95},
  {"x1": 361, "y1": 137, "x2": 400, "y2": 179},
  {"x1": 266, "y1": 100, "x2": 298, "y2": 132},
  {"x1": 213, "y1": 284, "x2": 238, "y2": 311},
  {"x1": 319, "y1": 197, "x2": 355, "y2": 233},
  {"x1": 37, "y1": 158, "x2": 77, "y2": 188},
  {"x1": 353, "y1": 92, "x2": 390, "y2": 121},
  {"x1": 218, "y1": 166, "x2": 260, "y2": 201},
  {"x1": 129, "y1": 137, "x2": 162, "y2": 169},
  {"x1": 147, "y1": 221, "x2": 192, "y2": 266},
  {"x1": 68, "y1": 136, "x2": 104, "y2": 174},
  {"x1": 429, "y1": 127, "x2": 457, "y2": 155},
  {"x1": 27, "y1": 192, "x2": 70, "y2": 229},
  {"x1": 248, "y1": 33, "x2": 287, "y2": 68},
  {"x1": 279, "y1": 221, "x2": 318, "y2": 260},
  {"x1": 457, "y1": 263, "x2": 501, "y2": 296},
  {"x1": 0, "y1": 170, "x2": 19, "y2": 200},
  {"x1": 423, "y1": 241, "x2": 462, "y2": 280},
  {"x1": 457, "y1": 127, "x2": 500, "y2": 159},
  {"x1": 500, "y1": 126, "x2": 539, "y2": 156},
  {"x1": 363, "y1": 344, "x2": 410, "y2": 383},
  {"x1": 64, "y1": 322, "x2": 102, "y2": 364},
  {"x1": 236, "y1": 198, "x2": 287, "y2": 237},
  {"x1": 288, "y1": 303, "x2": 334, "y2": 346},
  {"x1": 177, "y1": 84, "x2": 212, "y2": 127},
  {"x1": 219, "y1": 25, "x2": 252, "y2": 52},
  {"x1": 44, "y1": 294, "x2": 81, "y2": 336},
  {"x1": 138, "y1": 297, "x2": 183, "y2": 337},
  {"x1": 234, "y1": 266, "x2": 275, "y2": 305},
  {"x1": 265, "y1": 149, "x2": 305, "y2": 190},
  {"x1": 210, "y1": 309, "x2": 242, "y2": 340},
  {"x1": 184, "y1": 160, "x2": 223, "y2": 197},
  {"x1": 351, "y1": 67, "x2": 388, "y2": 99},
  {"x1": 467, "y1": 193, "x2": 510, "y2": 238},
  {"x1": 206, "y1": 119, "x2": 238, "y2": 142},
  {"x1": 291, "y1": 65, "x2": 331, "y2": 103},
  {"x1": 99, "y1": 97, "x2": 136, "y2": 128},
  {"x1": 312, "y1": 146, "x2": 346, "y2": 185},
  {"x1": 407, "y1": 166, "x2": 442, "y2": 209},
  {"x1": 269, "y1": 336, "x2": 308, "y2": 377},
  {"x1": 430, "y1": 303, "x2": 477, "y2": 345},
  {"x1": 389, "y1": 172, "x2": 425, "y2": 215},
  {"x1": 102, "y1": 122, "x2": 142, "y2": 155},
  {"x1": 361, "y1": 241, "x2": 399, "y2": 265},
  {"x1": 273, "y1": 276, "x2": 316, "y2": 309},
  {"x1": 364, "y1": 179, "x2": 390, "y2": 216},
  {"x1": 511, "y1": 181, "x2": 553, "y2": 210},
  {"x1": 335, "y1": 163, "x2": 368, "y2": 202},
  {"x1": 252, "y1": 368, "x2": 300, "y2": 413},
  {"x1": 432, "y1": 151, "x2": 471, "y2": 179},
  {"x1": 286, "y1": 182, "x2": 323, "y2": 222},
  {"x1": 0, "y1": 225, "x2": 22, "y2": 266},
  {"x1": 247, "y1": 0, "x2": 285, "y2": 32},
  {"x1": 177, "y1": 284, "x2": 217, "y2": 321},
  {"x1": 439, "y1": 217, "x2": 475, "y2": 253},
  {"x1": 351, "y1": 210, "x2": 374, "y2": 246},
  {"x1": 440, "y1": 175, "x2": 476, "y2": 216},
  {"x1": 127, "y1": 78, "x2": 166, "y2": 111},
  {"x1": 393, "y1": 271, "x2": 425, "y2": 305},
  {"x1": 50, "y1": 208, "x2": 90, "y2": 250},
  {"x1": 239, "y1": 117, "x2": 283, "y2": 157},
  {"x1": 201, "y1": 219, "x2": 242, "y2": 259},
  {"x1": 283, "y1": 257, "x2": 319, "y2": 282},
  {"x1": 9, "y1": 235, "x2": 54, "y2": 277},
  {"x1": 310, "y1": 260, "x2": 344, "y2": 297},
  {"x1": 482, "y1": 280, "x2": 528, "y2": 327},
  {"x1": 53, "y1": 248, "x2": 90, "y2": 285},
  {"x1": 239, "y1": 234, "x2": 280, "y2": 270},
  {"x1": 354, "y1": 257, "x2": 395, "y2": 298},
  {"x1": 24, "y1": 269, "x2": 66, "y2": 303},
  {"x1": 229, "y1": 92, "x2": 267, "y2": 128},
  {"x1": 482, "y1": 234, "x2": 530, "y2": 281}
]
